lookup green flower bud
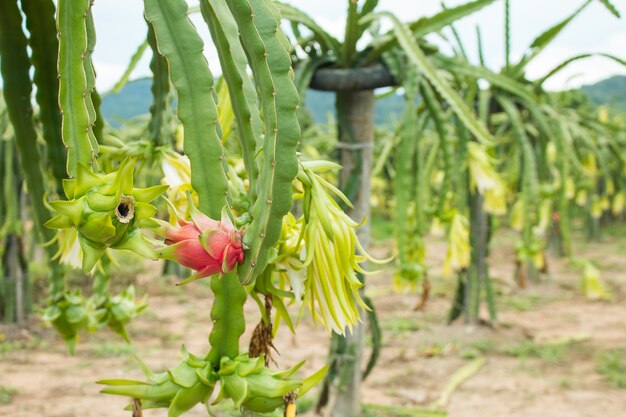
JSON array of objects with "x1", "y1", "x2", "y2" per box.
[
  {"x1": 45, "y1": 158, "x2": 168, "y2": 272},
  {"x1": 98, "y1": 346, "x2": 216, "y2": 417},
  {"x1": 91, "y1": 286, "x2": 147, "y2": 342},
  {"x1": 41, "y1": 290, "x2": 91, "y2": 355},
  {"x1": 215, "y1": 354, "x2": 327, "y2": 414}
]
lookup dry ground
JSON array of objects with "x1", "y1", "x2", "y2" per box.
[{"x1": 2, "y1": 226, "x2": 626, "y2": 417}]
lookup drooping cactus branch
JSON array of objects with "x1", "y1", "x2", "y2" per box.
[
  {"x1": 20, "y1": 0, "x2": 67, "y2": 184},
  {"x1": 57, "y1": 0, "x2": 98, "y2": 176},
  {"x1": 226, "y1": 0, "x2": 301, "y2": 286},
  {"x1": 201, "y1": 0, "x2": 263, "y2": 202},
  {"x1": 144, "y1": 0, "x2": 229, "y2": 218}
]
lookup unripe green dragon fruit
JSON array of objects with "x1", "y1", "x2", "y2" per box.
[
  {"x1": 45, "y1": 158, "x2": 168, "y2": 272},
  {"x1": 41, "y1": 290, "x2": 91, "y2": 355}
]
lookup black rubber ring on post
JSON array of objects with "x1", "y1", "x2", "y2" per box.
[{"x1": 309, "y1": 63, "x2": 398, "y2": 91}]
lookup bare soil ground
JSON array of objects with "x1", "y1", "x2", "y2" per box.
[{"x1": 2, "y1": 227, "x2": 626, "y2": 417}]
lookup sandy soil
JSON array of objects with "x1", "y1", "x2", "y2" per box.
[{"x1": 2, "y1": 228, "x2": 626, "y2": 417}]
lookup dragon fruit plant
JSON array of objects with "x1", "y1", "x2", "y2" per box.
[{"x1": 0, "y1": 0, "x2": 379, "y2": 414}]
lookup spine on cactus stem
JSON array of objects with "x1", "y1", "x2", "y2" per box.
[
  {"x1": 143, "y1": 0, "x2": 229, "y2": 219},
  {"x1": 83, "y1": 2, "x2": 100, "y2": 148},
  {"x1": 226, "y1": 0, "x2": 301, "y2": 286},
  {"x1": 200, "y1": 0, "x2": 263, "y2": 204},
  {"x1": 57, "y1": 0, "x2": 98, "y2": 176}
]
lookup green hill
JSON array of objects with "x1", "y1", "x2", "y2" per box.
[
  {"x1": 101, "y1": 74, "x2": 626, "y2": 126},
  {"x1": 100, "y1": 78, "x2": 407, "y2": 127},
  {"x1": 580, "y1": 75, "x2": 626, "y2": 112},
  {"x1": 100, "y1": 78, "x2": 154, "y2": 126}
]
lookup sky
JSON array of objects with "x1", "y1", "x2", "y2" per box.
[{"x1": 91, "y1": 0, "x2": 626, "y2": 92}]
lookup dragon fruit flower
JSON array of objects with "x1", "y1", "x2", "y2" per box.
[{"x1": 158, "y1": 200, "x2": 245, "y2": 285}]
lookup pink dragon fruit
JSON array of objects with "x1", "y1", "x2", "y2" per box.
[{"x1": 158, "y1": 203, "x2": 244, "y2": 285}]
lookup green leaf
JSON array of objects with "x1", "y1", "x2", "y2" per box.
[
  {"x1": 342, "y1": 0, "x2": 360, "y2": 66},
  {"x1": 363, "y1": 0, "x2": 498, "y2": 63},
  {"x1": 274, "y1": 2, "x2": 341, "y2": 56},
  {"x1": 433, "y1": 55, "x2": 538, "y2": 104},
  {"x1": 536, "y1": 53, "x2": 626, "y2": 86},
  {"x1": 597, "y1": 0, "x2": 621, "y2": 17},
  {"x1": 510, "y1": 0, "x2": 596, "y2": 75},
  {"x1": 294, "y1": 55, "x2": 334, "y2": 96}
]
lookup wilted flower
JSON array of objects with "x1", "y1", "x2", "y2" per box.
[
  {"x1": 510, "y1": 199, "x2": 524, "y2": 232},
  {"x1": 612, "y1": 192, "x2": 625, "y2": 215},
  {"x1": 443, "y1": 213, "x2": 470, "y2": 276},
  {"x1": 157, "y1": 197, "x2": 244, "y2": 285},
  {"x1": 51, "y1": 229, "x2": 82, "y2": 270},
  {"x1": 581, "y1": 261, "x2": 612, "y2": 301},
  {"x1": 467, "y1": 142, "x2": 507, "y2": 215},
  {"x1": 591, "y1": 195, "x2": 604, "y2": 219},
  {"x1": 533, "y1": 199, "x2": 553, "y2": 237},
  {"x1": 565, "y1": 177, "x2": 576, "y2": 199},
  {"x1": 160, "y1": 150, "x2": 249, "y2": 220},
  {"x1": 160, "y1": 149, "x2": 195, "y2": 222},
  {"x1": 576, "y1": 189, "x2": 587, "y2": 206}
]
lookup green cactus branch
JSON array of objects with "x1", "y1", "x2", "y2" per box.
[
  {"x1": 366, "y1": 12, "x2": 495, "y2": 147},
  {"x1": 342, "y1": 0, "x2": 360, "y2": 67},
  {"x1": 394, "y1": 81, "x2": 418, "y2": 276},
  {"x1": 144, "y1": 0, "x2": 228, "y2": 219},
  {"x1": 226, "y1": 0, "x2": 301, "y2": 285},
  {"x1": 206, "y1": 272, "x2": 246, "y2": 368},
  {"x1": 0, "y1": 0, "x2": 54, "y2": 244},
  {"x1": 362, "y1": 0, "x2": 498, "y2": 64},
  {"x1": 20, "y1": 0, "x2": 67, "y2": 185},
  {"x1": 201, "y1": 0, "x2": 262, "y2": 202},
  {"x1": 147, "y1": 24, "x2": 173, "y2": 147},
  {"x1": 57, "y1": 0, "x2": 97, "y2": 177},
  {"x1": 274, "y1": 2, "x2": 341, "y2": 56}
]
